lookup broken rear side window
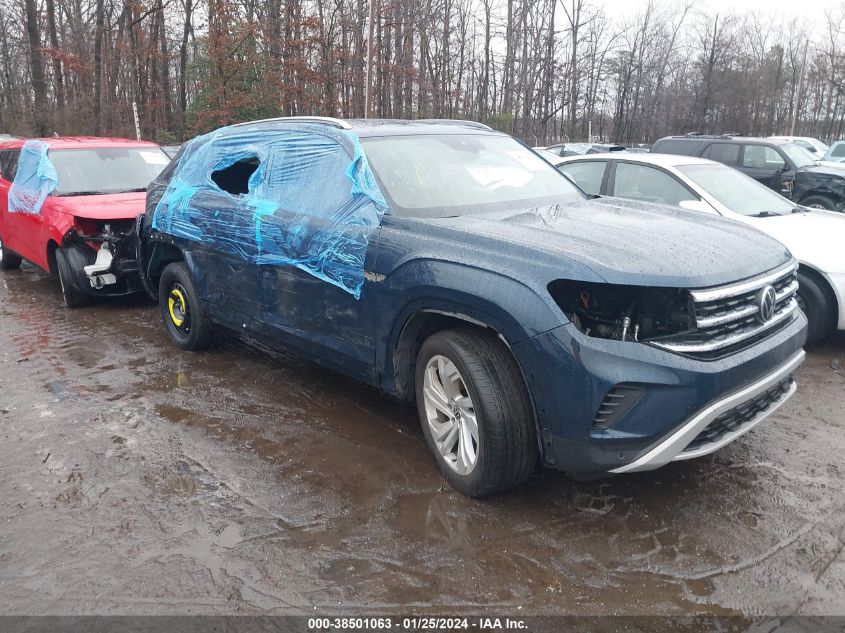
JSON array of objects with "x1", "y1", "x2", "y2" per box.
[{"x1": 211, "y1": 157, "x2": 260, "y2": 196}]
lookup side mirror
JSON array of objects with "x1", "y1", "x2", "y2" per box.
[{"x1": 678, "y1": 199, "x2": 715, "y2": 214}]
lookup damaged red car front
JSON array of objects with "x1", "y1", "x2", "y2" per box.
[{"x1": 0, "y1": 137, "x2": 171, "y2": 306}]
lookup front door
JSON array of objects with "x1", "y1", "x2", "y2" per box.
[
  {"x1": 740, "y1": 145, "x2": 792, "y2": 194},
  {"x1": 252, "y1": 133, "x2": 384, "y2": 383}
]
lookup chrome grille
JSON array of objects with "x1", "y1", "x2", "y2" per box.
[{"x1": 652, "y1": 261, "x2": 799, "y2": 357}]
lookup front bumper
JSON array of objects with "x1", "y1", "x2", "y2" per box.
[
  {"x1": 512, "y1": 309, "x2": 807, "y2": 474},
  {"x1": 609, "y1": 350, "x2": 803, "y2": 473}
]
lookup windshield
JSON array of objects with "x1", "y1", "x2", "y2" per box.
[
  {"x1": 50, "y1": 147, "x2": 170, "y2": 195},
  {"x1": 360, "y1": 134, "x2": 584, "y2": 218},
  {"x1": 677, "y1": 163, "x2": 795, "y2": 216},
  {"x1": 779, "y1": 142, "x2": 816, "y2": 169}
]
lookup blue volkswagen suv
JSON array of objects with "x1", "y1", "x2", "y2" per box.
[{"x1": 137, "y1": 118, "x2": 807, "y2": 496}]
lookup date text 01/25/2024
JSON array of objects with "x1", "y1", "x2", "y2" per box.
[{"x1": 307, "y1": 617, "x2": 528, "y2": 631}]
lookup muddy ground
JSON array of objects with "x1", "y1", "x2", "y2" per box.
[{"x1": 0, "y1": 262, "x2": 843, "y2": 616}]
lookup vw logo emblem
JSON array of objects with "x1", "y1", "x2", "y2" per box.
[{"x1": 757, "y1": 285, "x2": 777, "y2": 323}]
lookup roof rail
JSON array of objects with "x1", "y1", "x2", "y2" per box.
[
  {"x1": 414, "y1": 119, "x2": 494, "y2": 131},
  {"x1": 675, "y1": 133, "x2": 743, "y2": 140},
  {"x1": 230, "y1": 116, "x2": 352, "y2": 130}
]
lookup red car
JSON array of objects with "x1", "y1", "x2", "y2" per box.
[{"x1": 0, "y1": 137, "x2": 170, "y2": 306}]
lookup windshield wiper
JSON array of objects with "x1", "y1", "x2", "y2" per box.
[
  {"x1": 116, "y1": 187, "x2": 147, "y2": 193},
  {"x1": 57, "y1": 190, "x2": 105, "y2": 196},
  {"x1": 792, "y1": 206, "x2": 810, "y2": 213},
  {"x1": 751, "y1": 211, "x2": 784, "y2": 217}
]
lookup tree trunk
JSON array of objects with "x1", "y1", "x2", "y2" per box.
[
  {"x1": 24, "y1": 0, "x2": 50, "y2": 135},
  {"x1": 93, "y1": 0, "x2": 105, "y2": 133}
]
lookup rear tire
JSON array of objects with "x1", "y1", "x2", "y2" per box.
[
  {"x1": 797, "y1": 271, "x2": 836, "y2": 345},
  {"x1": 0, "y1": 235, "x2": 22, "y2": 270},
  {"x1": 800, "y1": 195, "x2": 838, "y2": 211},
  {"x1": 415, "y1": 328, "x2": 537, "y2": 497},
  {"x1": 55, "y1": 246, "x2": 92, "y2": 308},
  {"x1": 159, "y1": 262, "x2": 213, "y2": 351}
]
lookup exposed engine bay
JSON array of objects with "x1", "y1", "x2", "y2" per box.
[
  {"x1": 63, "y1": 218, "x2": 140, "y2": 292},
  {"x1": 548, "y1": 280, "x2": 696, "y2": 342}
]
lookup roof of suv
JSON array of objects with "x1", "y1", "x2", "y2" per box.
[
  {"x1": 562, "y1": 152, "x2": 716, "y2": 167},
  {"x1": 655, "y1": 135, "x2": 789, "y2": 146},
  {"x1": 227, "y1": 117, "x2": 502, "y2": 138}
]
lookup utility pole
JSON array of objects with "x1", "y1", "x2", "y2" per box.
[
  {"x1": 132, "y1": 101, "x2": 141, "y2": 140},
  {"x1": 790, "y1": 41, "x2": 809, "y2": 136},
  {"x1": 364, "y1": 0, "x2": 377, "y2": 118}
]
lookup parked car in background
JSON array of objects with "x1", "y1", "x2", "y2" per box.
[
  {"x1": 533, "y1": 147, "x2": 569, "y2": 165},
  {"x1": 769, "y1": 136, "x2": 829, "y2": 155},
  {"x1": 823, "y1": 141, "x2": 845, "y2": 163},
  {"x1": 787, "y1": 143, "x2": 845, "y2": 170},
  {"x1": 557, "y1": 152, "x2": 844, "y2": 344},
  {"x1": 160, "y1": 144, "x2": 182, "y2": 159},
  {"x1": 138, "y1": 117, "x2": 805, "y2": 497},
  {"x1": 651, "y1": 135, "x2": 845, "y2": 212},
  {"x1": 541, "y1": 142, "x2": 627, "y2": 157},
  {"x1": 0, "y1": 136, "x2": 170, "y2": 306}
]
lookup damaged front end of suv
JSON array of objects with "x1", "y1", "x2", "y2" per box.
[
  {"x1": 54, "y1": 217, "x2": 143, "y2": 302},
  {"x1": 548, "y1": 281, "x2": 696, "y2": 344}
]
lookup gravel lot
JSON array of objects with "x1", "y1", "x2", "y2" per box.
[{"x1": 1, "y1": 262, "x2": 843, "y2": 615}]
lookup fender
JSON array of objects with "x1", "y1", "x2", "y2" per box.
[
  {"x1": 376, "y1": 258, "x2": 567, "y2": 341},
  {"x1": 381, "y1": 300, "x2": 551, "y2": 464}
]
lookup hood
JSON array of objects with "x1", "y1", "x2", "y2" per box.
[
  {"x1": 739, "y1": 209, "x2": 845, "y2": 274},
  {"x1": 800, "y1": 165, "x2": 845, "y2": 178},
  {"x1": 815, "y1": 160, "x2": 845, "y2": 170},
  {"x1": 48, "y1": 191, "x2": 147, "y2": 220},
  {"x1": 429, "y1": 197, "x2": 792, "y2": 288}
]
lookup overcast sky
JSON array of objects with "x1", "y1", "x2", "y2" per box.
[
  {"x1": 598, "y1": 0, "x2": 843, "y2": 39},
  {"x1": 599, "y1": 0, "x2": 841, "y2": 16}
]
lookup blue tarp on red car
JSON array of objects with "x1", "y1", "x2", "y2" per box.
[{"x1": 8, "y1": 140, "x2": 58, "y2": 214}]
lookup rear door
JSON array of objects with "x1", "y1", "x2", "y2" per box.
[
  {"x1": 0, "y1": 147, "x2": 45, "y2": 265},
  {"x1": 0, "y1": 149, "x2": 21, "y2": 250},
  {"x1": 556, "y1": 160, "x2": 608, "y2": 196},
  {"x1": 700, "y1": 142, "x2": 741, "y2": 168}
]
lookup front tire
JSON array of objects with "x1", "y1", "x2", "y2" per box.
[
  {"x1": 0, "y1": 235, "x2": 22, "y2": 270},
  {"x1": 800, "y1": 195, "x2": 838, "y2": 211},
  {"x1": 55, "y1": 246, "x2": 92, "y2": 307},
  {"x1": 415, "y1": 328, "x2": 537, "y2": 497},
  {"x1": 159, "y1": 262, "x2": 213, "y2": 350},
  {"x1": 797, "y1": 272, "x2": 836, "y2": 345}
]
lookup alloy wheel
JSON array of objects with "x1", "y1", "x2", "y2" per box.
[{"x1": 422, "y1": 355, "x2": 479, "y2": 475}]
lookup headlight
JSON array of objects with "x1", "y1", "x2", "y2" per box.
[{"x1": 547, "y1": 280, "x2": 695, "y2": 342}]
